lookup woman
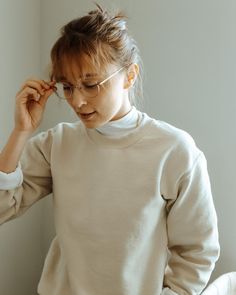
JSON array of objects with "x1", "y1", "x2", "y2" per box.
[{"x1": 0, "y1": 4, "x2": 220, "y2": 295}]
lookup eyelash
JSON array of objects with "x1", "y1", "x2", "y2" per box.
[{"x1": 62, "y1": 82, "x2": 96, "y2": 87}]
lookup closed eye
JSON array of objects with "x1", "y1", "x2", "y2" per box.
[
  {"x1": 82, "y1": 81, "x2": 99, "y2": 88},
  {"x1": 61, "y1": 82, "x2": 72, "y2": 89},
  {"x1": 63, "y1": 85, "x2": 71, "y2": 89}
]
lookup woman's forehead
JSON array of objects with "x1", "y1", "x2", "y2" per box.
[
  {"x1": 56, "y1": 54, "x2": 107, "y2": 82},
  {"x1": 58, "y1": 61, "x2": 94, "y2": 81}
]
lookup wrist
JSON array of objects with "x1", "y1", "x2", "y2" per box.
[{"x1": 12, "y1": 128, "x2": 33, "y2": 138}]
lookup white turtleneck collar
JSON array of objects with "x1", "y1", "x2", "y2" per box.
[{"x1": 95, "y1": 106, "x2": 142, "y2": 137}]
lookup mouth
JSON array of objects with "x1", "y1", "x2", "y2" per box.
[{"x1": 79, "y1": 111, "x2": 97, "y2": 120}]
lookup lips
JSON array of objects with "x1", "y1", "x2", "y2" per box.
[
  {"x1": 79, "y1": 111, "x2": 96, "y2": 120},
  {"x1": 80, "y1": 111, "x2": 95, "y2": 115}
]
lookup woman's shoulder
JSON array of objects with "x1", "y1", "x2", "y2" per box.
[
  {"x1": 28, "y1": 121, "x2": 84, "y2": 148},
  {"x1": 142, "y1": 113, "x2": 203, "y2": 167},
  {"x1": 49, "y1": 120, "x2": 83, "y2": 134},
  {"x1": 37, "y1": 120, "x2": 83, "y2": 136},
  {"x1": 143, "y1": 113, "x2": 196, "y2": 148}
]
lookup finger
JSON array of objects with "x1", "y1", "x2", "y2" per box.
[
  {"x1": 42, "y1": 81, "x2": 58, "y2": 96},
  {"x1": 19, "y1": 78, "x2": 56, "y2": 93},
  {"x1": 43, "y1": 80, "x2": 57, "y2": 87},
  {"x1": 16, "y1": 87, "x2": 41, "y2": 103},
  {"x1": 38, "y1": 88, "x2": 55, "y2": 107},
  {"x1": 18, "y1": 79, "x2": 51, "y2": 96}
]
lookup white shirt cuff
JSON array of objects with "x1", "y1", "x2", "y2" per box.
[{"x1": 0, "y1": 164, "x2": 23, "y2": 190}]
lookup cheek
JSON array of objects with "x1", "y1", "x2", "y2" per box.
[
  {"x1": 95, "y1": 79, "x2": 125, "y2": 111},
  {"x1": 97, "y1": 90, "x2": 117, "y2": 113},
  {"x1": 103, "y1": 80, "x2": 124, "y2": 102},
  {"x1": 95, "y1": 87, "x2": 112, "y2": 108}
]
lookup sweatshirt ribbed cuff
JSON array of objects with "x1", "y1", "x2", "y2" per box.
[{"x1": 0, "y1": 164, "x2": 23, "y2": 190}]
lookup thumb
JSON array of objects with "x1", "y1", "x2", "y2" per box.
[{"x1": 39, "y1": 88, "x2": 54, "y2": 108}]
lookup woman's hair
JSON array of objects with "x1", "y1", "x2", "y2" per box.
[{"x1": 49, "y1": 3, "x2": 143, "y2": 106}]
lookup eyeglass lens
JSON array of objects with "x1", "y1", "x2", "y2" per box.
[{"x1": 55, "y1": 83, "x2": 99, "y2": 99}]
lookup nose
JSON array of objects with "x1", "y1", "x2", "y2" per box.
[{"x1": 70, "y1": 87, "x2": 87, "y2": 109}]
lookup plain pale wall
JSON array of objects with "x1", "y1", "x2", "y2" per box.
[
  {"x1": 1, "y1": 0, "x2": 235, "y2": 294},
  {"x1": 40, "y1": 0, "x2": 236, "y2": 284},
  {"x1": 0, "y1": 1, "x2": 44, "y2": 295}
]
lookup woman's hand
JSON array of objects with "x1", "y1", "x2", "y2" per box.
[{"x1": 14, "y1": 78, "x2": 56, "y2": 133}]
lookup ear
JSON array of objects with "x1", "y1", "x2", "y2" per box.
[{"x1": 123, "y1": 63, "x2": 139, "y2": 89}]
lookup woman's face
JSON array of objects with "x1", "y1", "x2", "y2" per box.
[{"x1": 57, "y1": 57, "x2": 132, "y2": 129}]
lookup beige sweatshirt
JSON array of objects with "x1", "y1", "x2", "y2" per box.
[{"x1": 0, "y1": 111, "x2": 220, "y2": 295}]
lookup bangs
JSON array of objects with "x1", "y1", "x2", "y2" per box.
[{"x1": 49, "y1": 35, "x2": 117, "y2": 82}]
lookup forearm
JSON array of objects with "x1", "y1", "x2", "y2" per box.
[
  {"x1": 0, "y1": 129, "x2": 32, "y2": 173},
  {"x1": 0, "y1": 129, "x2": 53, "y2": 225}
]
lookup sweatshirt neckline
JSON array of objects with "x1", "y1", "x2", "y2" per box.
[
  {"x1": 82, "y1": 112, "x2": 154, "y2": 149},
  {"x1": 95, "y1": 106, "x2": 139, "y2": 136}
]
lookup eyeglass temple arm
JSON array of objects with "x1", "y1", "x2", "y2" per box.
[{"x1": 98, "y1": 66, "x2": 127, "y2": 86}]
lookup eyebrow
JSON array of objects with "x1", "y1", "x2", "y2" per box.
[{"x1": 57, "y1": 73, "x2": 99, "y2": 81}]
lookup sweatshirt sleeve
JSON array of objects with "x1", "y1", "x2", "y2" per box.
[
  {"x1": 162, "y1": 150, "x2": 220, "y2": 295},
  {"x1": 0, "y1": 130, "x2": 53, "y2": 225}
]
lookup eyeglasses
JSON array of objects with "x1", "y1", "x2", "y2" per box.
[{"x1": 53, "y1": 65, "x2": 129, "y2": 100}]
